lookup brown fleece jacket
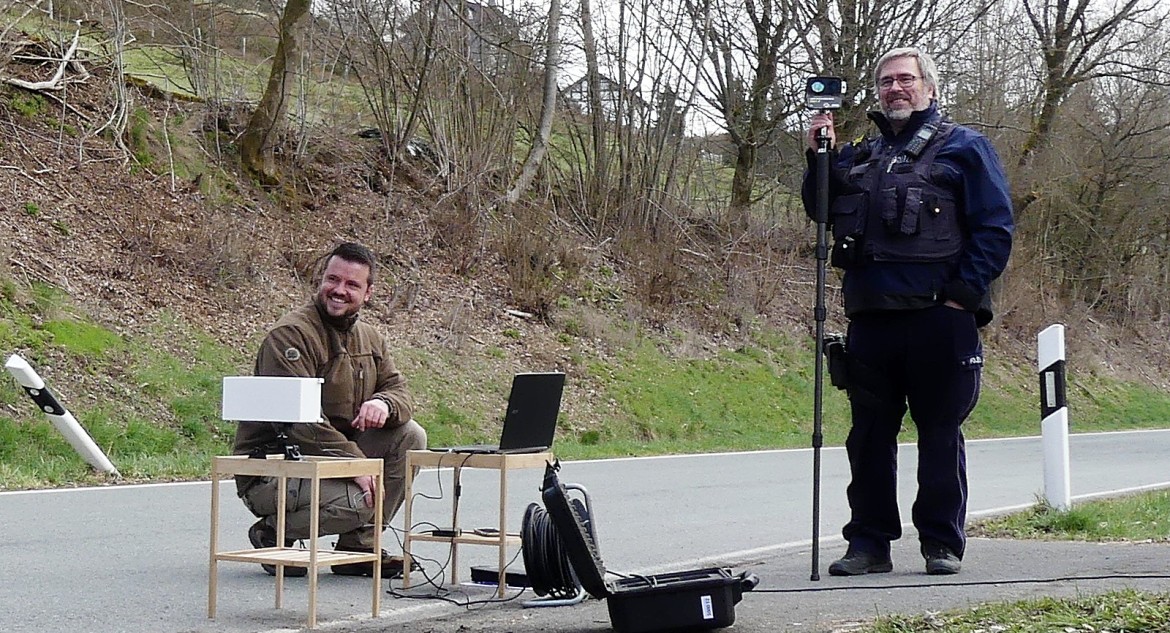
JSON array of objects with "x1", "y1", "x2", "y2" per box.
[{"x1": 232, "y1": 301, "x2": 413, "y2": 466}]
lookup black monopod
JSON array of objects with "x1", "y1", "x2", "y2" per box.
[{"x1": 804, "y1": 76, "x2": 845, "y2": 581}]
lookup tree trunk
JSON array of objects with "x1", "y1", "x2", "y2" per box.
[
  {"x1": 729, "y1": 141, "x2": 756, "y2": 220},
  {"x1": 580, "y1": 0, "x2": 608, "y2": 207},
  {"x1": 239, "y1": 0, "x2": 311, "y2": 186},
  {"x1": 504, "y1": 0, "x2": 560, "y2": 204}
]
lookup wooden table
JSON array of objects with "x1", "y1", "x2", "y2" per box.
[
  {"x1": 208, "y1": 454, "x2": 384, "y2": 629},
  {"x1": 401, "y1": 450, "x2": 553, "y2": 597}
]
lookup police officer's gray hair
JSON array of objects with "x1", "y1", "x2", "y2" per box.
[{"x1": 874, "y1": 47, "x2": 939, "y2": 99}]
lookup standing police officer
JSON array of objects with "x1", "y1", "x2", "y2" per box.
[{"x1": 802, "y1": 47, "x2": 1013, "y2": 575}]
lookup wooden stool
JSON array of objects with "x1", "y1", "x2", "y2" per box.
[
  {"x1": 401, "y1": 450, "x2": 552, "y2": 597},
  {"x1": 208, "y1": 454, "x2": 384, "y2": 629}
]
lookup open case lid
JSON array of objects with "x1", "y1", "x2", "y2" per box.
[{"x1": 539, "y1": 462, "x2": 611, "y2": 599}]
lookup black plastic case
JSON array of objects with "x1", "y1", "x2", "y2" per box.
[
  {"x1": 539, "y1": 464, "x2": 757, "y2": 633},
  {"x1": 606, "y1": 568, "x2": 746, "y2": 633}
]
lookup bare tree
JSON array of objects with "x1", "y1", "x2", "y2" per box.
[
  {"x1": 505, "y1": 0, "x2": 560, "y2": 204},
  {"x1": 326, "y1": 0, "x2": 427, "y2": 161},
  {"x1": 578, "y1": 0, "x2": 609, "y2": 207},
  {"x1": 239, "y1": 0, "x2": 311, "y2": 185},
  {"x1": 681, "y1": 0, "x2": 801, "y2": 220},
  {"x1": 1013, "y1": 0, "x2": 1170, "y2": 217},
  {"x1": 1018, "y1": 62, "x2": 1170, "y2": 322},
  {"x1": 92, "y1": 0, "x2": 129, "y2": 161}
]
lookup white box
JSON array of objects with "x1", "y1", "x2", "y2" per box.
[{"x1": 221, "y1": 376, "x2": 324, "y2": 423}]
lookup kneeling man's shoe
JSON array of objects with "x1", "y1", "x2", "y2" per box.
[
  {"x1": 828, "y1": 548, "x2": 893, "y2": 576},
  {"x1": 330, "y1": 546, "x2": 422, "y2": 578},
  {"x1": 248, "y1": 519, "x2": 307, "y2": 577},
  {"x1": 922, "y1": 541, "x2": 962, "y2": 575}
]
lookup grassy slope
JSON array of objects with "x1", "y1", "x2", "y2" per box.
[{"x1": 3, "y1": 276, "x2": 1170, "y2": 489}]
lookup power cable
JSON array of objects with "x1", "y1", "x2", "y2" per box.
[
  {"x1": 387, "y1": 450, "x2": 527, "y2": 606},
  {"x1": 750, "y1": 572, "x2": 1170, "y2": 594},
  {"x1": 387, "y1": 547, "x2": 527, "y2": 607}
]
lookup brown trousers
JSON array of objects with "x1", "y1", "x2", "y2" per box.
[{"x1": 241, "y1": 420, "x2": 427, "y2": 549}]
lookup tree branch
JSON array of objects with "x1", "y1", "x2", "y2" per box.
[{"x1": 2, "y1": 25, "x2": 88, "y2": 91}]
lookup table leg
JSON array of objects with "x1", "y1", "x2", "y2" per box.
[
  {"x1": 497, "y1": 461, "x2": 508, "y2": 598},
  {"x1": 372, "y1": 468, "x2": 383, "y2": 616},
  {"x1": 308, "y1": 471, "x2": 320, "y2": 629},
  {"x1": 275, "y1": 474, "x2": 286, "y2": 609},
  {"x1": 402, "y1": 454, "x2": 415, "y2": 589},
  {"x1": 450, "y1": 465, "x2": 463, "y2": 585},
  {"x1": 208, "y1": 465, "x2": 220, "y2": 618}
]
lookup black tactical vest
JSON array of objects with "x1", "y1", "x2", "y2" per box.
[{"x1": 828, "y1": 121, "x2": 963, "y2": 269}]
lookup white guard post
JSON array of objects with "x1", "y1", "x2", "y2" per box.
[
  {"x1": 5, "y1": 354, "x2": 120, "y2": 476},
  {"x1": 1037, "y1": 324, "x2": 1070, "y2": 511}
]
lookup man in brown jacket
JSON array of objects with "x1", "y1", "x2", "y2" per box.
[{"x1": 233, "y1": 242, "x2": 427, "y2": 578}]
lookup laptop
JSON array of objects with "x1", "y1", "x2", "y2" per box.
[{"x1": 433, "y1": 372, "x2": 565, "y2": 454}]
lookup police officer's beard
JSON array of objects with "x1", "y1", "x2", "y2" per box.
[{"x1": 883, "y1": 105, "x2": 912, "y2": 121}]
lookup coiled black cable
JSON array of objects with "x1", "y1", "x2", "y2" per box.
[{"x1": 521, "y1": 501, "x2": 580, "y2": 598}]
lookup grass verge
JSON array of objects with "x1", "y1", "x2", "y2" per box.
[
  {"x1": 867, "y1": 589, "x2": 1170, "y2": 633},
  {"x1": 972, "y1": 489, "x2": 1170, "y2": 542},
  {"x1": 857, "y1": 489, "x2": 1170, "y2": 632}
]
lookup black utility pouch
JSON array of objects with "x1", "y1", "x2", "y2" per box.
[
  {"x1": 830, "y1": 235, "x2": 863, "y2": 269},
  {"x1": 823, "y1": 334, "x2": 849, "y2": 390}
]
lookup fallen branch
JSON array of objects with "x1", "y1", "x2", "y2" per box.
[
  {"x1": 38, "y1": 88, "x2": 92, "y2": 122},
  {"x1": 8, "y1": 255, "x2": 58, "y2": 286},
  {"x1": 2, "y1": 25, "x2": 88, "y2": 92},
  {"x1": 0, "y1": 163, "x2": 60, "y2": 196},
  {"x1": 125, "y1": 74, "x2": 204, "y2": 103},
  {"x1": 678, "y1": 247, "x2": 711, "y2": 260}
]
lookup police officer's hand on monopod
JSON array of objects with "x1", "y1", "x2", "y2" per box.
[{"x1": 807, "y1": 111, "x2": 837, "y2": 151}]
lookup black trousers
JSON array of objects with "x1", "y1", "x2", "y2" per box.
[{"x1": 842, "y1": 305, "x2": 982, "y2": 558}]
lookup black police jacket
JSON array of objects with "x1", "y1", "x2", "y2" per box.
[{"x1": 802, "y1": 104, "x2": 1014, "y2": 326}]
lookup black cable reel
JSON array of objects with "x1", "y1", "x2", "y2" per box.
[{"x1": 521, "y1": 461, "x2": 598, "y2": 600}]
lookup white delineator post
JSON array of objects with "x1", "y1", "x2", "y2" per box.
[
  {"x1": 5, "y1": 354, "x2": 120, "y2": 476},
  {"x1": 1037, "y1": 324, "x2": 1070, "y2": 511}
]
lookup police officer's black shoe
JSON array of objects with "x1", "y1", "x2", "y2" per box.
[
  {"x1": 922, "y1": 541, "x2": 962, "y2": 575},
  {"x1": 248, "y1": 519, "x2": 307, "y2": 577},
  {"x1": 828, "y1": 548, "x2": 893, "y2": 576}
]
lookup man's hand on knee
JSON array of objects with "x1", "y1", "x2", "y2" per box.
[{"x1": 352, "y1": 399, "x2": 390, "y2": 431}]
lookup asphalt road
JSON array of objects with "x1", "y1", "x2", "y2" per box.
[{"x1": 1, "y1": 430, "x2": 1168, "y2": 633}]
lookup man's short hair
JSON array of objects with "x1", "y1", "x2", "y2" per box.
[
  {"x1": 326, "y1": 242, "x2": 377, "y2": 286},
  {"x1": 874, "y1": 47, "x2": 939, "y2": 100}
]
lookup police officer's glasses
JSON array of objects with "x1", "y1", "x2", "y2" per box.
[{"x1": 878, "y1": 74, "x2": 921, "y2": 89}]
